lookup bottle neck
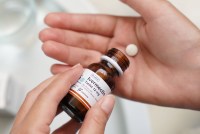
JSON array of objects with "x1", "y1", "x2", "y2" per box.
[
  {"x1": 101, "y1": 60, "x2": 120, "y2": 77},
  {"x1": 100, "y1": 55, "x2": 123, "y2": 76},
  {"x1": 104, "y1": 48, "x2": 130, "y2": 73}
]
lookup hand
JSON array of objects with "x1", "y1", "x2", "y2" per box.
[
  {"x1": 39, "y1": 0, "x2": 200, "y2": 110},
  {"x1": 11, "y1": 64, "x2": 115, "y2": 134}
]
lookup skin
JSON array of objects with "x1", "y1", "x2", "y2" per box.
[
  {"x1": 39, "y1": 0, "x2": 200, "y2": 110},
  {"x1": 11, "y1": 65, "x2": 115, "y2": 134},
  {"x1": 10, "y1": 1, "x2": 200, "y2": 133}
]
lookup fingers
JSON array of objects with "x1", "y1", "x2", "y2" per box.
[
  {"x1": 121, "y1": 0, "x2": 174, "y2": 21},
  {"x1": 42, "y1": 41, "x2": 101, "y2": 67},
  {"x1": 12, "y1": 76, "x2": 57, "y2": 128},
  {"x1": 44, "y1": 13, "x2": 117, "y2": 37},
  {"x1": 53, "y1": 95, "x2": 115, "y2": 134},
  {"x1": 79, "y1": 95, "x2": 115, "y2": 134},
  {"x1": 51, "y1": 64, "x2": 71, "y2": 75},
  {"x1": 39, "y1": 28, "x2": 110, "y2": 53},
  {"x1": 53, "y1": 119, "x2": 81, "y2": 134},
  {"x1": 23, "y1": 64, "x2": 83, "y2": 126}
]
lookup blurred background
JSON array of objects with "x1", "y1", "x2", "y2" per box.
[{"x1": 0, "y1": 0, "x2": 200, "y2": 134}]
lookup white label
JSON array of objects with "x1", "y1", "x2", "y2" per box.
[{"x1": 70, "y1": 69, "x2": 111, "y2": 109}]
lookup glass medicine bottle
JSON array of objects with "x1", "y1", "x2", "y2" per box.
[{"x1": 60, "y1": 48, "x2": 130, "y2": 123}]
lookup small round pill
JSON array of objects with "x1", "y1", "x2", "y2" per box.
[{"x1": 125, "y1": 44, "x2": 138, "y2": 56}]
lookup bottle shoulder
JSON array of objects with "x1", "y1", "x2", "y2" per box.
[{"x1": 87, "y1": 63, "x2": 115, "y2": 90}]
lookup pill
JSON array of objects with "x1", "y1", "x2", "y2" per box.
[{"x1": 125, "y1": 44, "x2": 138, "y2": 56}]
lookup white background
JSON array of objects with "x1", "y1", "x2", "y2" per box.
[{"x1": 0, "y1": 0, "x2": 200, "y2": 134}]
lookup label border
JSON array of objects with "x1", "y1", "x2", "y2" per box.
[{"x1": 69, "y1": 90, "x2": 91, "y2": 110}]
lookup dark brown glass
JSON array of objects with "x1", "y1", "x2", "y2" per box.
[{"x1": 60, "y1": 48, "x2": 130, "y2": 123}]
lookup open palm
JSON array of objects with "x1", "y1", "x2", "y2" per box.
[{"x1": 40, "y1": 0, "x2": 200, "y2": 109}]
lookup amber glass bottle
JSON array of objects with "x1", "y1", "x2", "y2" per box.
[{"x1": 60, "y1": 48, "x2": 130, "y2": 122}]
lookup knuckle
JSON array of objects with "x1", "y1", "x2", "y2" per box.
[
  {"x1": 25, "y1": 90, "x2": 35, "y2": 101},
  {"x1": 83, "y1": 35, "x2": 93, "y2": 50},
  {"x1": 37, "y1": 91, "x2": 49, "y2": 101}
]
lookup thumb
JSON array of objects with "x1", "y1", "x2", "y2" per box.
[
  {"x1": 79, "y1": 95, "x2": 115, "y2": 134},
  {"x1": 121, "y1": 0, "x2": 174, "y2": 21}
]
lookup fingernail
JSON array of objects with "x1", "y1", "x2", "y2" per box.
[
  {"x1": 100, "y1": 95, "x2": 115, "y2": 115},
  {"x1": 71, "y1": 63, "x2": 81, "y2": 69}
]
